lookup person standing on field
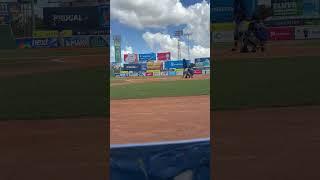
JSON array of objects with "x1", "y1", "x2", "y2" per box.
[
  {"x1": 56, "y1": 20, "x2": 65, "y2": 48},
  {"x1": 232, "y1": 0, "x2": 246, "y2": 52}
]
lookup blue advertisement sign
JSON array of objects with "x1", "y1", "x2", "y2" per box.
[
  {"x1": 110, "y1": 138, "x2": 210, "y2": 180},
  {"x1": 164, "y1": 60, "x2": 190, "y2": 69},
  {"x1": 212, "y1": 0, "x2": 234, "y2": 23},
  {"x1": 123, "y1": 64, "x2": 142, "y2": 71},
  {"x1": 43, "y1": 6, "x2": 100, "y2": 30},
  {"x1": 140, "y1": 63, "x2": 147, "y2": 71},
  {"x1": 64, "y1": 36, "x2": 89, "y2": 47},
  {"x1": 168, "y1": 71, "x2": 177, "y2": 76},
  {"x1": 139, "y1": 53, "x2": 156, "y2": 62},
  {"x1": 303, "y1": 1, "x2": 320, "y2": 17},
  {"x1": 211, "y1": 0, "x2": 257, "y2": 23},
  {"x1": 32, "y1": 38, "x2": 58, "y2": 48}
]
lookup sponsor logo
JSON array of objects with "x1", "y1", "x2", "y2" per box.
[
  {"x1": 33, "y1": 39, "x2": 49, "y2": 46},
  {"x1": 53, "y1": 14, "x2": 85, "y2": 23},
  {"x1": 66, "y1": 39, "x2": 88, "y2": 47}
]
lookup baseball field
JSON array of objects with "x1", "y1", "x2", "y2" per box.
[
  {"x1": 213, "y1": 40, "x2": 320, "y2": 179},
  {"x1": 0, "y1": 48, "x2": 107, "y2": 179},
  {"x1": 110, "y1": 75, "x2": 210, "y2": 144}
]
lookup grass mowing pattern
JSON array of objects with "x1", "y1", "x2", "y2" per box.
[
  {"x1": 212, "y1": 57, "x2": 320, "y2": 110},
  {"x1": 0, "y1": 48, "x2": 106, "y2": 60},
  {"x1": 0, "y1": 67, "x2": 107, "y2": 120},
  {"x1": 111, "y1": 79, "x2": 210, "y2": 100}
]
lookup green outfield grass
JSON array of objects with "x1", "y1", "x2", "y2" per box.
[
  {"x1": 212, "y1": 56, "x2": 320, "y2": 110},
  {"x1": 0, "y1": 67, "x2": 107, "y2": 120},
  {"x1": 111, "y1": 79, "x2": 210, "y2": 100},
  {"x1": 213, "y1": 40, "x2": 320, "y2": 50},
  {"x1": 0, "y1": 48, "x2": 106, "y2": 61}
]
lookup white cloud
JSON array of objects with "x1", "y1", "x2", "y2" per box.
[
  {"x1": 111, "y1": 0, "x2": 210, "y2": 60},
  {"x1": 183, "y1": 1, "x2": 210, "y2": 48},
  {"x1": 142, "y1": 32, "x2": 209, "y2": 61},
  {"x1": 111, "y1": 0, "x2": 190, "y2": 29}
]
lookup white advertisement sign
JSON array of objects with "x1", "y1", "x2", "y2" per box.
[
  {"x1": 213, "y1": 31, "x2": 234, "y2": 43},
  {"x1": 124, "y1": 53, "x2": 137, "y2": 63},
  {"x1": 295, "y1": 26, "x2": 320, "y2": 40}
]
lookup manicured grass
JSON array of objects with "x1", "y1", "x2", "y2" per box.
[
  {"x1": 0, "y1": 67, "x2": 107, "y2": 120},
  {"x1": 0, "y1": 48, "x2": 107, "y2": 60},
  {"x1": 110, "y1": 79, "x2": 210, "y2": 100},
  {"x1": 212, "y1": 56, "x2": 320, "y2": 110}
]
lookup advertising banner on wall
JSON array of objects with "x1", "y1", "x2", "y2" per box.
[
  {"x1": 64, "y1": 36, "x2": 90, "y2": 48},
  {"x1": 164, "y1": 60, "x2": 191, "y2": 69},
  {"x1": 147, "y1": 61, "x2": 162, "y2": 70},
  {"x1": 43, "y1": 6, "x2": 100, "y2": 30},
  {"x1": 157, "y1": 52, "x2": 171, "y2": 61},
  {"x1": 31, "y1": 38, "x2": 58, "y2": 48},
  {"x1": 123, "y1": 64, "x2": 142, "y2": 72},
  {"x1": 32, "y1": 30, "x2": 72, "y2": 38},
  {"x1": 213, "y1": 31, "x2": 234, "y2": 42},
  {"x1": 195, "y1": 58, "x2": 210, "y2": 68},
  {"x1": 303, "y1": 0, "x2": 320, "y2": 17},
  {"x1": 211, "y1": 0, "x2": 234, "y2": 23},
  {"x1": 295, "y1": 26, "x2": 320, "y2": 39},
  {"x1": 268, "y1": 27, "x2": 295, "y2": 40},
  {"x1": 140, "y1": 63, "x2": 147, "y2": 71},
  {"x1": 271, "y1": 0, "x2": 303, "y2": 17},
  {"x1": 89, "y1": 35, "x2": 108, "y2": 47},
  {"x1": 124, "y1": 53, "x2": 138, "y2": 63},
  {"x1": 16, "y1": 38, "x2": 32, "y2": 49},
  {"x1": 138, "y1": 53, "x2": 156, "y2": 62},
  {"x1": 111, "y1": 62, "x2": 121, "y2": 74},
  {"x1": 194, "y1": 69, "x2": 203, "y2": 75}
]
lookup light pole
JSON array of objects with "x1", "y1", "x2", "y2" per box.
[
  {"x1": 174, "y1": 30, "x2": 183, "y2": 60},
  {"x1": 184, "y1": 32, "x2": 192, "y2": 60}
]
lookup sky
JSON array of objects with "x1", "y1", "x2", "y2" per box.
[{"x1": 110, "y1": 0, "x2": 210, "y2": 63}]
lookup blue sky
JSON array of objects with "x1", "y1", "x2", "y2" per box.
[{"x1": 110, "y1": 0, "x2": 210, "y2": 62}]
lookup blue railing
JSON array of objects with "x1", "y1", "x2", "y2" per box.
[{"x1": 110, "y1": 138, "x2": 210, "y2": 180}]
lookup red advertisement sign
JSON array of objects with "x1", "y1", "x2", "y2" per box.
[
  {"x1": 124, "y1": 53, "x2": 138, "y2": 63},
  {"x1": 157, "y1": 52, "x2": 171, "y2": 61},
  {"x1": 268, "y1": 27, "x2": 294, "y2": 40},
  {"x1": 194, "y1": 69, "x2": 203, "y2": 74},
  {"x1": 145, "y1": 72, "x2": 153, "y2": 76}
]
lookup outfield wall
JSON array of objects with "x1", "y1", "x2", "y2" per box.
[
  {"x1": 15, "y1": 35, "x2": 109, "y2": 49},
  {"x1": 110, "y1": 138, "x2": 210, "y2": 180}
]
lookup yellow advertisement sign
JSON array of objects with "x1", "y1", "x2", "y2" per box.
[
  {"x1": 212, "y1": 22, "x2": 249, "y2": 31},
  {"x1": 120, "y1": 71, "x2": 129, "y2": 74},
  {"x1": 147, "y1": 70, "x2": 161, "y2": 73},
  {"x1": 147, "y1": 61, "x2": 162, "y2": 70},
  {"x1": 32, "y1": 30, "x2": 72, "y2": 38},
  {"x1": 175, "y1": 69, "x2": 184, "y2": 72}
]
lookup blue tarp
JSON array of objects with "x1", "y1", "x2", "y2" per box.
[{"x1": 110, "y1": 138, "x2": 210, "y2": 180}]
